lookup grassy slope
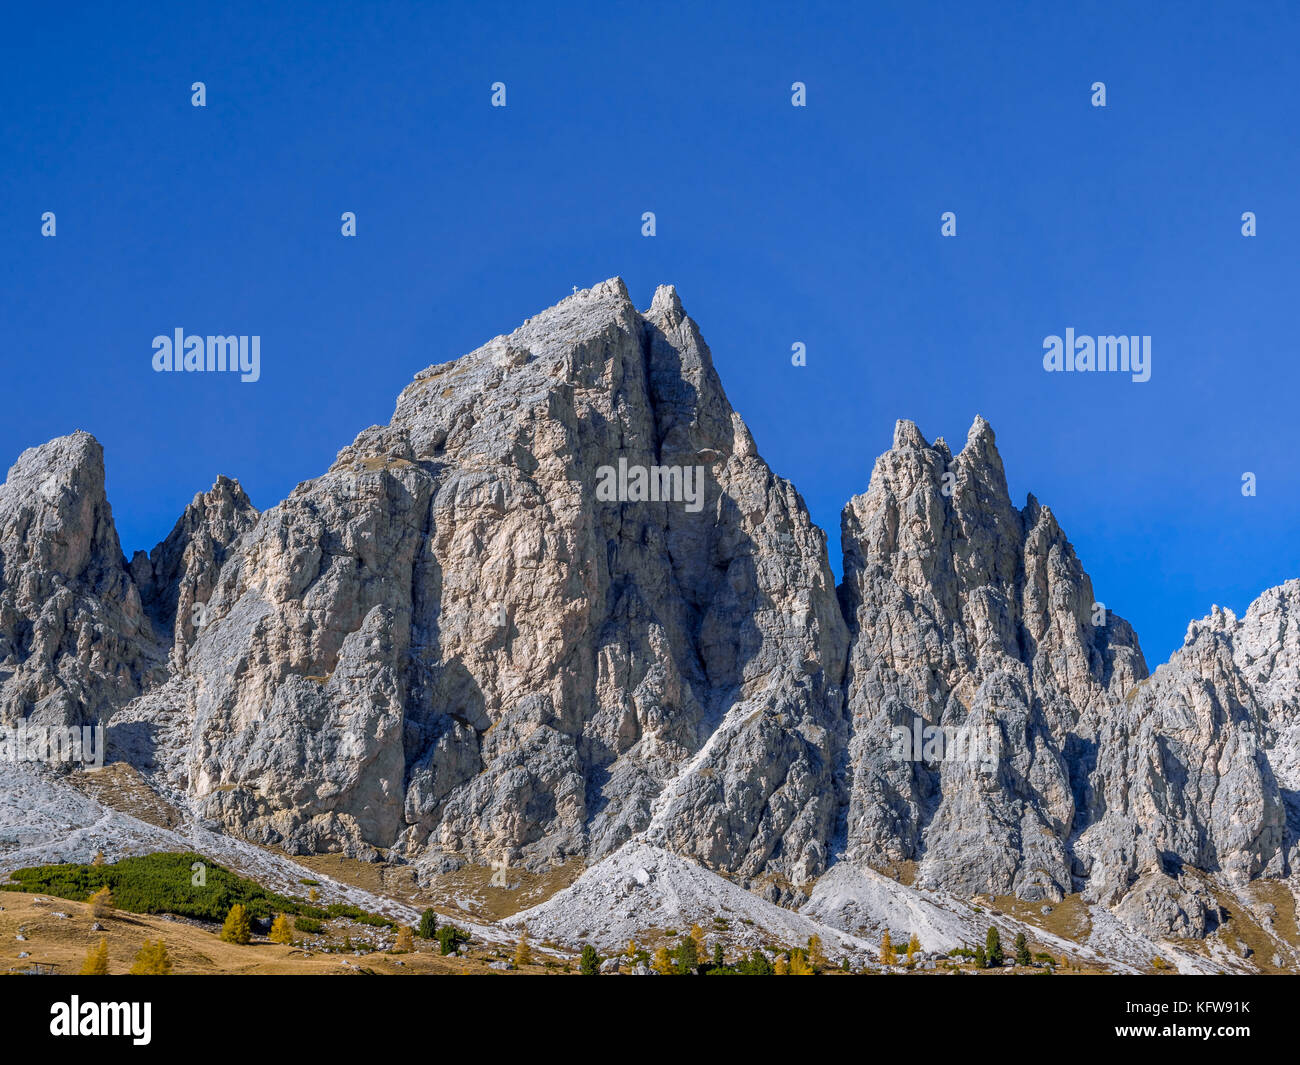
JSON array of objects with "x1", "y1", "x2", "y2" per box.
[{"x1": 0, "y1": 891, "x2": 557, "y2": 976}]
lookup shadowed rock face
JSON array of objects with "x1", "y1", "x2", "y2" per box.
[{"x1": 2, "y1": 280, "x2": 1297, "y2": 937}]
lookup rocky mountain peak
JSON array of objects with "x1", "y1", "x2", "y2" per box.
[
  {"x1": 132, "y1": 474, "x2": 259, "y2": 669},
  {"x1": 1, "y1": 431, "x2": 119, "y2": 579},
  {"x1": 837, "y1": 413, "x2": 1147, "y2": 901},
  {"x1": 0, "y1": 431, "x2": 150, "y2": 727}
]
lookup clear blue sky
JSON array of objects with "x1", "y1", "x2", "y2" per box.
[{"x1": 1, "y1": 1, "x2": 1295, "y2": 664}]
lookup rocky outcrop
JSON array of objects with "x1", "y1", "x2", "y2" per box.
[
  {"x1": 130, "y1": 475, "x2": 258, "y2": 670},
  {"x1": 1076, "y1": 590, "x2": 1297, "y2": 934},
  {"x1": 0, "y1": 433, "x2": 156, "y2": 727},
  {"x1": 834, "y1": 414, "x2": 1298, "y2": 937},
  {"x1": 1234, "y1": 580, "x2": 1300, "y2": 844}
]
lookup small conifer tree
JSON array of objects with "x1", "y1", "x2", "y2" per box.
[
  {"x1": 437, "y1": 925, "x2": 466, "y2": 955},
  {"x1": 89, "y1": 885, "x2": 115, "y2": 920},
  {"x1": 808, "y1": 934, "x2": 828, "y2": 971},
  {"x1": 129, "y1": 939, "x2": 172, "y2": 975},
  {"x1": 80, "y1": 937, "x2": 110, "y2": 975},
  {"x1": 269, "y1": 914, "x2": 293, "y2": 944},
  {"x1": 673, "y1": 936, "x2": 698, "y2": 974},
  {"x1": 219, "y1": 903, "x2": 251, "y2": 945},
  {"x1": 1014, "y1": 931, "x2": 1031, "y2": 966},
  {"x1": 418, "y1": 908, "x2": 438, "y2": 939},
  {"x1": 880, "y1": 930, "x2": 897, "y2": 965},
  {"x1": 985, "y1": 926, "x2": 1003, "y2": 967},
  {"x1": 689, "y1": 923, "x2": 707, "y2": 963},
  {"x1": 579, "y1": 943, "x2": 601, "y2": 975},
  {"x1": 514, "y1": 932, "x2": 533, "y2": 967}
]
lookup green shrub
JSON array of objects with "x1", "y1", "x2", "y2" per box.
[
  {"x1": 325, "y1": 902, "x2": 395, "y2": 928},
  {"x1": 736, "y1": 950, "x2": 773, "y2": 975}
]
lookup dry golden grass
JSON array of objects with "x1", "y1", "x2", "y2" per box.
[
  {"x1": 293, "y1": 853, "x2": 583, "y2": 922},
  {"x1": 358, "y1": 456, "x2": 414, "y2": 472},
  {"x1": 1199, "y1": 878, "x2": 1299, "y2": 973},
  {"x1": 990, "y1": 891, "x2": 1093, "y2": 944},
  {"x1": 0, "y1": 892, "x2": 562, "y2": 976},
  {"x1": 66, "y1": 763, "x2": 183, "y2": 830}
]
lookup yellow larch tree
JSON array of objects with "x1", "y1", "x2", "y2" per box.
[
  {"x1": 269, "y1": 914, "x2": 294, "y2": 944},
  {"x1": 880, "y1": 931, "x2": 897, "y2": 965},
  {"x1": 80, "y1": 937, "x2": 110, "y2": 975},
  {"x1": 88, "y1": 885, "x2": 115, "y2": 920},
  {"x1": 514, "y1": 932, "x2": 533, "y2": 967},
  {"x1": 129, "y1": 939, "x2": 173, "y2": 975}
]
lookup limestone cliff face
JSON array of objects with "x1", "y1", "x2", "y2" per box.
[
  {"x1": 0, "y1": 432, "x2": 154, "y2": 727},
  {"x1": 130, "y1": 475, "x2": 259, "y2": 671},
  {"x1": 152, "y1": 280, "x2": 848, "y2": 889},
  {"x1": 2, "y1": 280, "x2": 1297, "y2": 937},
  {"x1": 1076, "y1": 588, "x2": 1297, "y2": 934},
  {"x1": 837, "y1": 416, "x2": 1146, "y2": 902},
  {"x1": 836, "y1": 415, "x2": 1296, "y2": 936}
]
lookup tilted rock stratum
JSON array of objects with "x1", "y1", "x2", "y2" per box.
[{"x1": 2, "y1": 279, "x2": 1297, "y2": 963}]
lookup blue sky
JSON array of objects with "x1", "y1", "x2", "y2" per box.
[{"x1": 1, "y1": 1, "x2": 1295, "y2": 664}]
